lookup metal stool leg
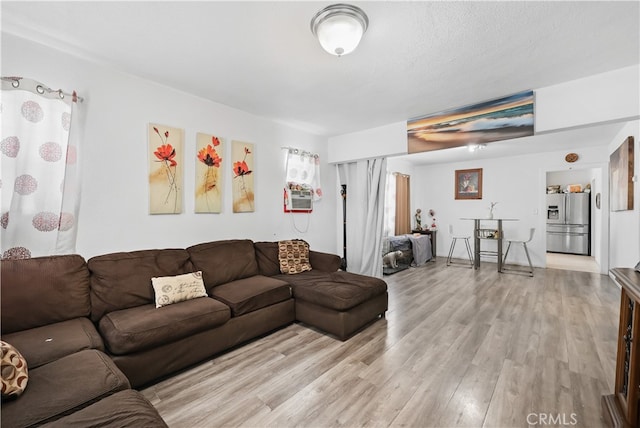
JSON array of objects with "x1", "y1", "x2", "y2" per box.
[
  {"x1": 447, "y1": 238, "x2": 457, "y2": 266},
  {"x1": 502, "y1": 241, "x2": 512, "y2": 264},
  {"x1": 523, "y1": 242, "x2": 534, "y2": 277},
  {"x1": 464, "y1": 238, "x2": 473, "y2": 266},
  {"x1": 502, "y1": 228, "x2": 535, "y2": 277}
]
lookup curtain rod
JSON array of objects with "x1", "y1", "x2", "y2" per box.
[
  {"x1": 281, "y1": 146, "x2": 319, "y2": 159},
  {"x1": 1, "y1": 76, "x2": 84, "y2": 103}
]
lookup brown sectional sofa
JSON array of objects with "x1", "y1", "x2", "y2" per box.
[
  {"x1": 1, "y1": 239, "x2": 387, "y2": 427},
  {"x1": 1, "y1": 255, "x2": 166, "y2": 428}
]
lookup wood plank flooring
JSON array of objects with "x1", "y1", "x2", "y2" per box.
[
  {"x1": 546, "y1": 253, "x2": 600, "y2": 274},
  {"x1": 141, "y1": 258, "x2": 620, "y2": 427}
]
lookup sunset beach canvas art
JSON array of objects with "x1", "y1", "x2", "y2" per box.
[{"x1": 408, "y1": 91, "x2": 534, "y2": 154}]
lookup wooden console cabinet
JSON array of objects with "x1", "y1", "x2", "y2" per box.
[{"x1": 603, "y1": 268, "x2": 640, "y2": 427}]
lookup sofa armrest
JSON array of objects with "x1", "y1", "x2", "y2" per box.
[{"x1": 309, "y1": 251, "x2": 341, "y2": 272}]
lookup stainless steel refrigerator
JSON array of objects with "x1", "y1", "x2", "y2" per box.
[{"x1": 546, "y1": 193, "x2": 590, "y2": 255}]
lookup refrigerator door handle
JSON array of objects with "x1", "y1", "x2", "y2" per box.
[{"x1": 564, "y1": 195, "x2": 569, "y2": 225}]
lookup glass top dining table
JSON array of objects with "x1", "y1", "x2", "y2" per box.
[{"x1": 460, "y1": 218, "x2": 519, "y2": 272}]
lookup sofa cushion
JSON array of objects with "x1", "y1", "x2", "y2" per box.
[
  {"x1": 309, "y1": 251, "x2": 342, "y2": 272},
  {"x1": 41, "y1": 390, "x2": 168, "y2": 428},
  {"x1": 152, "y1": 271, "x2": 207, "y2": 308},
  {"x1": 254, "y1": 242, "x2": 282, "y2": 276},
  {"x1": 255, "y1": 241, "x2": 342, "y2": 275},
  {"x1": 275, "y1": 271, "x2": 387, "y2": 311},
  {"x1": 0, "y1": 349, "x2": 130, "y2": 428},
  {"x1": 1, "y1": 318, "x2": 104, "y2": 369},
  {"x1": 209, "y1": 275, "x2": 292, "y2": 316},
  {"x1": 187, "y1": 239, "x2": 260, "y2": 289},
  {"x1": 99, "y1": 297, "x2": 230, "y2": 355},
  {"x1": 1, "y1": 341, "x2": 28, "y2": 400},
  {"x1": 278, "y1": 240, "x2": 312, "y2": 274},
  {"x1": 1, "y1": 255, "x2": 91, "y2": 334},
  {"x1": 88, "y1": 249, "x2": 194, "y2": 322}
]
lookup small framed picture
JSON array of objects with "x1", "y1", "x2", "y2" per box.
[{"x1": 455, "y1": 168, "x2": 483, "y2": 200}]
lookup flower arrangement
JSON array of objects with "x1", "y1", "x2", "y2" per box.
[
  {"x1": 429, "y1": 209, "x2": 437, "y2": 230},
  {"x1": 415, "y1": 209, "x2": 422, "y2": 229},
  {"x1": 488, "y1": 201, "x2": 498, "y2": 219}
]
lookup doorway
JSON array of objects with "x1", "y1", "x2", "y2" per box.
[{"x1": 545, "y1": 167, "x2": 603, "y2": 273}]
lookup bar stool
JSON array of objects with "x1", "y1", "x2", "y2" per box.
[
  {"x1": 447, "y1": 224, "x2": 473, "y2": 267},
  {"x1": 502, "y1": 228, "x2": 535, "y2": 277}
]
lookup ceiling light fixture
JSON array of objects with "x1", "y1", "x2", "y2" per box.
[
  {"x1": 310, "y1": 4, "x2": 369, "y2": 57},
  {"x1": 468, "y1": 143, "x2": 487, "y2": 152}
]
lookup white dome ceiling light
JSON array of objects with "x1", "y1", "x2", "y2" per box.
[{"x1": 310, "y1": 4, "x2": 369, "y2": 57}]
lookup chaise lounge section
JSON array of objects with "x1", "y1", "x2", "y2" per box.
[{"x1": 254, "y1": 241, "x2": 388, "y2": 340}]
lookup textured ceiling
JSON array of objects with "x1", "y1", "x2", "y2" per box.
[{"x1": 2, "y1": 1, "x2": 639, "y2": 161}]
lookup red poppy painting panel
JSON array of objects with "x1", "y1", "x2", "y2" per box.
[
  {"x1": 231, "y1": 140, "x2": 254, "y2": 213},
  {"x1": 195, "y1": 132, "x2": 224, "y2": 213},
  {"x1": 148, "y1": 123, "x2": 183, "y2": 214}
]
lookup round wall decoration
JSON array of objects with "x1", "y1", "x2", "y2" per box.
[{"x1": 565, "y1": 153, "x2": 579, "y2": 163}]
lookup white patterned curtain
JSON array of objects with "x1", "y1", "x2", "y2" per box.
[
  {"x1": 1, "y1": 77, "x2": 83, "y2": 259},
  {"x1": 284, "y1": 148, "x2": 322, "y2": 200}
]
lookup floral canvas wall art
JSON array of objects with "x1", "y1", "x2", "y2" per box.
[
  {"x1": 149, "y1": 123, "x2": 183, "y2": 214},
  {"x1": 231, "y1": 140, "x2": 254, "y2": 213},
  {"x1": 195, "y1": 133, "x2": 224, "y2": 213}
]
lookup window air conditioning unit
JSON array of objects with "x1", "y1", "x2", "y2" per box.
[{"x1": 284, "y1": 188, "x2": 313, "y2": 213}]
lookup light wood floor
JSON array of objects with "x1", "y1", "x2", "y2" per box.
[
  {"x1": 141, "y1": 259, "x2": 620, "y2": 427},
  {"x1": 546, "y1": 252, "x2": 600, "y2": 274}
]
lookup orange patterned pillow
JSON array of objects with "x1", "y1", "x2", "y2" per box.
[
  {"x1": 278, "y1": 240, "x2": 312, "y2": 274},
  {"x1": 1, "y1": 341, "x2": 28, "y2": 400}
]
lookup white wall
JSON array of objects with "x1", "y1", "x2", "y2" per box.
[
  {"x1": 386, "y1": 157, "x2": 414, "y2": 175},
  {"x1": 592, "y1": 171, "x2": 604, "y2": 265},
  {"x1": 328, "y1": 121, "x2": 407, "y2": 164},
  {"x1": 609, "y1": 120, "x2": 640, "y2": 269},
  {"x1": 536, "y1": 65, "x2": 640, "y2": 133},
  {"x1": 547, "y1": 169, "x2": 597, "y2": 191},
  {"x1": 2, "y1": 34, "x2": 337, "y2": 258},
  {"x1": 412, "y1": 146, "x2": 609, "y2": 269}
]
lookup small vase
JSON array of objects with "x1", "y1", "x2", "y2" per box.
[{"x1": 487, "y1": 211, "x2": 494, "y2": 219}]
